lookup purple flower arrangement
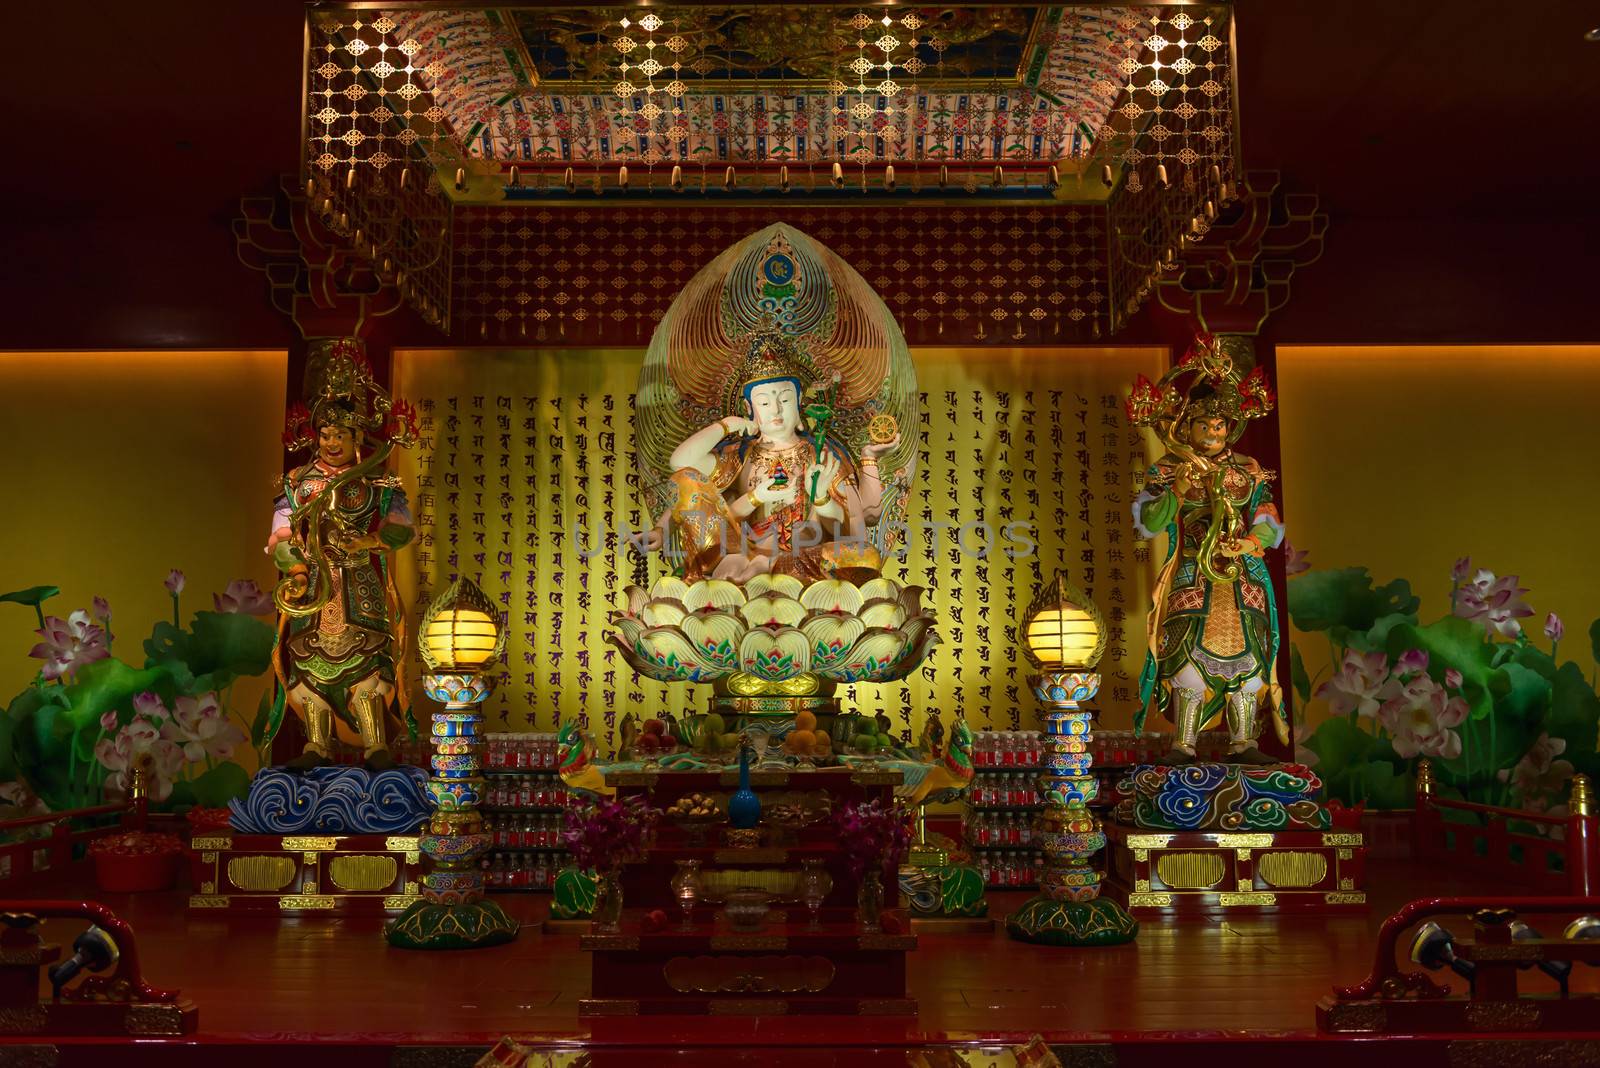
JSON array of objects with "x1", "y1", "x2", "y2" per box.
[
  {"x1": 561, "y1": 796, "x2": 661, "y2": 873},
  {"x1": 831, "y1": 798, "x2": 912, "y2": 881}
]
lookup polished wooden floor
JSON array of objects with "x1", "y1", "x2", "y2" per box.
[{"x1": 7, "y1": 857, "x2": 1597, "y2": 1066}]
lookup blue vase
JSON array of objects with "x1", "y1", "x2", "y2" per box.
[{"x1": 728, "y1": 742, "x2": 761, "y2": 829}]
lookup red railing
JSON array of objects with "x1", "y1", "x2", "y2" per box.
[
  {"x1": 1412, "y1": 759, "x2": 1597, "y2": 896},
  {"x1": 0, "y1": 799, "x2": 147, "y2": 888}
]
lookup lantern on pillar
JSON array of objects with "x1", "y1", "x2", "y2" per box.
[
  {"x1": 385, "y1": 577, "x2": 519, "y2": 949},
  {"x1": 1006, "y1": 571, "x2": 1139, "y2": 946}
]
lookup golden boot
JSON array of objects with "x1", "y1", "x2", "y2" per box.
[
  {"x1": 1162, "y1": 687, "x2": 1204, "y2": 764},
  {"x1": 285, "y1": 702, "x2": 335, "y2": 771},
  {"x1": 352, "y1": 690, "x2": 396, "y2": 772},
  {"x1": 1226, "y1": 689, "x2": 1276, "y2": 765}
]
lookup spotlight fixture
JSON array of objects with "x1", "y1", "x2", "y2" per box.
[
  {"x1": 1410, "y1": 922, "x2": 1476, "y2": 990},
  {"x1": 1509, "y1": 922, "x2": 1573, "y2": 995}
]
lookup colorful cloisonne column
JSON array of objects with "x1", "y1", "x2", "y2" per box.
[
  {"x1": 1007, "y1": 572, "x2": 1138, "y2": 947},
  {"x1": 386, "y1": 578, "x2": 518, "y2": 949}
]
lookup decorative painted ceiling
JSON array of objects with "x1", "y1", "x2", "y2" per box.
[
  {"x1": 298, "y1": 4, "x2": 1242, "y2": 343},
  {"x1": 384, "y1": 6, "x2": 1166, "y2": 167}
]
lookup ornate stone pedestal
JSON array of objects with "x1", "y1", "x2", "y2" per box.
[
  {"x1": 385, "y1": 673, "x2": 518, "y2": 949},
  {"x1": 1005, "y1": 671, "x2": 1138, "y2": 947}
]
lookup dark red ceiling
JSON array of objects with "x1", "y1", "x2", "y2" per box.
[{"x1": 4, "y1": 1, "x2": 1596, "y2": 349}]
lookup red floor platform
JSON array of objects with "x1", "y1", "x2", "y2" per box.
[{"x1": 3, "y1": 857, "x2": 1598, "y2": 1067}]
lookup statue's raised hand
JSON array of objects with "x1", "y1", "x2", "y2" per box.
[
  {"x1": 804, "y1": 454, "x2": 841, "y2": 505},
  {"x1": 752, "y1": 475, "x2": 797, "y2": 507},
  {"x1": 720, "y1": 415, "x2": 759, "y2": 437},
  {"x1": 862, "y1": 433, "x2": 901, "y2": 461},
  {"x1": 630, "y1": 527, "x2": 664, "y2": 552}
]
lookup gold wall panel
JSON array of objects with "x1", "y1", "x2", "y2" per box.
[
  {"x1": 226, "y1": 856, "x2": 298, "y2": 892},
  {"x1": 1257, "y1": 851, "x2": 1328, "y2": 889},
  {"x1": 1155, "y1": 852, "x2": 1226, "y2": 889},
  {"x1": 329, "y1": 855, "x2": 400, "y2": 892}
]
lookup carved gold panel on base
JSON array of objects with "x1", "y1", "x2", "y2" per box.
[
  {"x1": 1107, "y1": 823, "x2": 1368, "y2": 915},
  {"x1": 186, "y1": 833, "x2": 422, "y2": 915}
]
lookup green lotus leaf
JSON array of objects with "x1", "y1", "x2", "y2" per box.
[
  {"x1": 1289, "y1": 567, "x2": 1420, "y2": 635},
  {"x1": 1290, "y1": 644, "x2": 1311, "y2": 703},
  {"x1": 1385, "y1": 616, "x2": 1497, "y2": 720},
  {"x1": 187, "y1": 761, "x2": 252, "y2": 807},
  {"x1": 551, "y1": 866, "x2": 598, "y2": 919},
  {"x1": 0, "y1": 586, "x2": 60, "y2": 608},
  {"x1": 937, "y1": 865, "x2": 988, "y2": 917},
  {"x1": 1547, "y1": 663, "x2": 1600, "y2": 767},
  {"x1": 143, "y1": 611, "x2": 276, "y2": 694}
]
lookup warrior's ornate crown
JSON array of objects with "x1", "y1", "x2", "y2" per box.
[
  {"x1": 1124, "y1": 333, "x2": 1276, "y2": 440},
  {"x1": 282, "y1": 338, "x2": 418, "y2": 454}
]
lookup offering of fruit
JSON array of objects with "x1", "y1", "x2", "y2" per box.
[
  {"x1": 666, "y1": 792, "x2": 721, "y2": 819},
  {"x1": 637, "y1": 716, "x2": 676, "y2": 754},
  {"x1": 849, "y1": 717, "x2": 888, "y2": 755},
  {"x1": 783, "y1": 729, "x2": 817, "y2": 754},
  {"x1": 794, "y1": 710, "x2": 818, "y2": 732}
]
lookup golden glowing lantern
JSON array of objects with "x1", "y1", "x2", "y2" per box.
[
  {"x1": 418, "y1": 577, "x2": 506, "y2": 672},
  {"x1": 1021, "y1": 570, "x2": 1108, "y2": 671}
]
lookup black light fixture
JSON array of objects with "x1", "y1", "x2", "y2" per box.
[
  {"x1": 1510, "y1": 922, "x2": 1573, "y2": 995},
  {"x1": 1410, "y1": 921, "x2": 1477, "y2": 990}
]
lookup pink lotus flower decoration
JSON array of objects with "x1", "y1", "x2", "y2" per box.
[
  {"x1": 1499, "y1": 733, "x2": 1575, "y2": 805},
  {"x1": 164, "y1": 569, "x2": 186, "y2": 596},
  {"x1": 1283, "y1": 542, "x2": 1310, "y2": 578},
  {"x1": 1544, "y1": 612, "x2": 1564, "y2": 643},
  {"x1": 1393, "y1": 648, "x2": 1429, "y2": 677},
  {"x1": 29, "y1": 610, "x2": 110, "y2": 681},
  {"x1": 91, "y1": 596, "x2": 111, "y2": 624},
  {"x1": 1377, "y1": 675, "x2": 1466, "y2": 760},
  {"x1": 1444, "y1": 668, "x2": 1463, "y2": 690},
  {"x1": 1451, "y1": 557, "x2": 1472, "y2": 583},
  {"x1": 94, "y1": 716, "x2": 185, "y2": 801},
  {"x1": 160, "y1": 692, "x2": 245, "y2": 763},
  {"x1": 1316, "y1": 649, "x2": 1394, "y2": 719},
  {"x1": 214, "y1": 579, "x2": 273, "y2": 615},
  {"x1": 1453, "y1": 569, "x2": 1533, "y2": 638}
]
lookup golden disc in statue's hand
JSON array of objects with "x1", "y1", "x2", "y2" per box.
[{"x1": 868, "y1": 413, "x2": 898, "y2": 444}]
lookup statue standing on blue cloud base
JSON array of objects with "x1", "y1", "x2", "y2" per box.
[
  {"x1": 264, "y1": 338, "x2": 419, "y2": 772},
  {"x1": 1127, "y1": 334, "x2": 1288, "y2": 764}
]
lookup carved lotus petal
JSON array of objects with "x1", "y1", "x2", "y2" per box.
[
  {"x1": 898, "y1": 584, "x2": 926, "y2": 617},
  {"x1": 678, "y1": 612, "x2": 744, "y2": 674},
  {"x1": 743, "y1": 573, "x2": 804, "y2": 601},
  {"x1": 859, "y1": 601, "x2": 908, "y2": 629},
  {"x1": 858, "y1": 576, "x2": 902, "y2": 605},
  {"x1": 641, "y1": 599, "x2": 688, "y2": 627},
  {"x1": 887, "y1": 619, "x2": 941, "y2": 680},
  {"x1": 623, "y1": 584, "x2": 649, "y2": 617},
  {"x1": 649, "y1": 575, "x2": 691, "y2": 604},
  {"x1": 738, "y1": 627, "x2": 812, "y2": 681},
  {"x1": 740, "y1": 592, "x2": 807, "y2": 628},
  {"x1": 614, "y1": 616, "x2": 647, "y2": 650},
  {"x1": 820, "y1": 629, "x2": 911, "y2": 683},
  {"x1": 682, "y1": 578, "x2": 747, "y2": 613},
  {"x1": 801, "y1": 614, "x2": 867, "y2": 669},
  {"x1": 799, "y1": 578, "x2": 865, "y2": 615},
  {"x1": 630, "y1": 626, "x2": 721, "y2": 682}
]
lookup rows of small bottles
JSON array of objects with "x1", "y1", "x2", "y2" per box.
[
  {"x1": 383, "y1": 733, "x2": 565, "y2": 771},
  {"x1": 481, "y1": 851, "x2": 563, "y2": 891},
  {"x1": 974, "y1": 729, "x2": 1191, "y2": 767}
]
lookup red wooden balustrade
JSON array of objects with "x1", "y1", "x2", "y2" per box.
[
  {"x1": 1411, "y1": 758, "x2": 1597, "y2": 896},
  {"x1": 0, "y1": 798, "x2": 147, "y2": 888}
]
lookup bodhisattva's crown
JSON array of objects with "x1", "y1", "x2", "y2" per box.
[{"x1": 723, "y1": 333, "x2": 817, "y2": 415}]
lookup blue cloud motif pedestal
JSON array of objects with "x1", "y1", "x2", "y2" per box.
[
  {"x1": 186, "y1": 767, "x2": 432, "y2": 914},
  {"x1": 1104, "y1": 762, "x2": 1368, "y2": 916}
]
